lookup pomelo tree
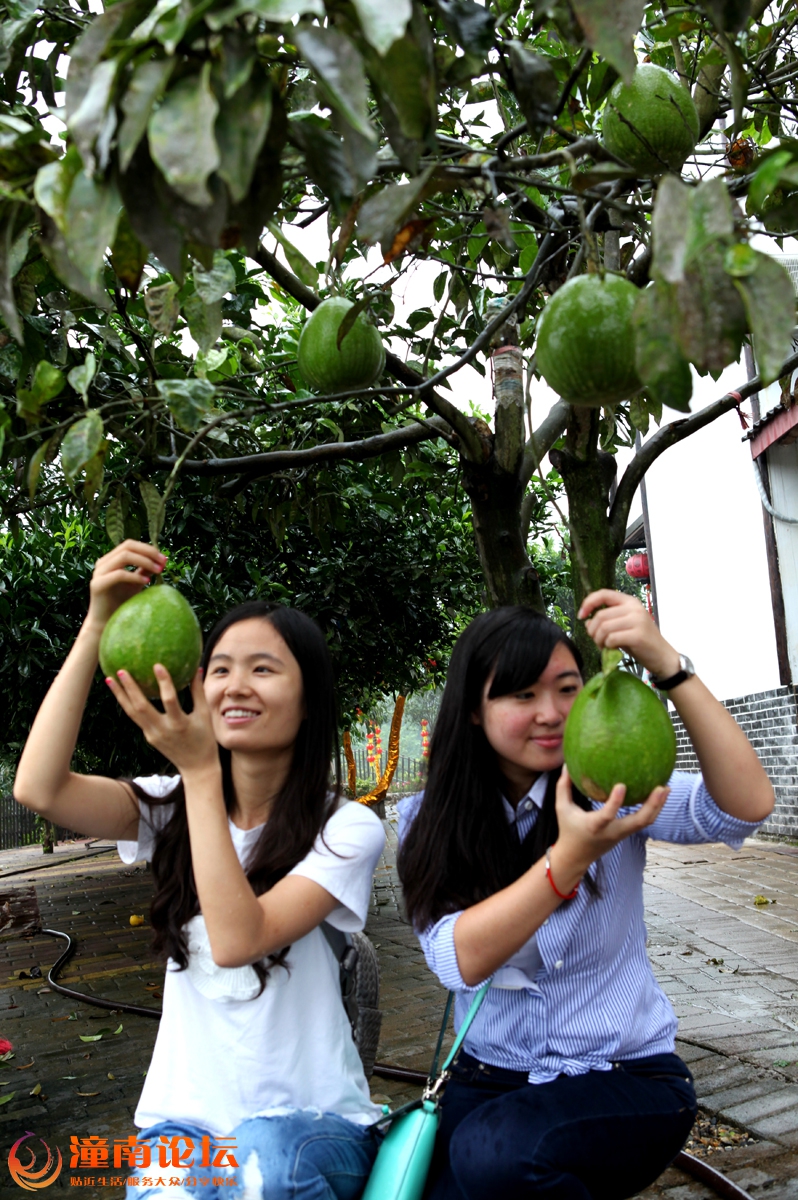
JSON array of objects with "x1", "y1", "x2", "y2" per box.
[{"x1": 2, "y1": 0, "x2": 798, "y2": 679}]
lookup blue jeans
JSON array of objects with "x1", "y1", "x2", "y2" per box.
[
  {"x1": 126, "y1": 1110, "x2": 378, "y2": 1200},
  {"x1": 427, "y1": 1051, "x2": 697, "y2": 1200}
]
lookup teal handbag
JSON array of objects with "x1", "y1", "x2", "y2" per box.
[{"x1": 362, "y1": 982, "x2": 491, "y2": 1200}]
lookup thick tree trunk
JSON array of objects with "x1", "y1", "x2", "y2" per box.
[
  {"x1": 461, "y1": 335, "x2": 545, "y2": 611},
  {"x1": 463, "y1": 453, "x2": 546, "y2": 610},
  {"x1": 550, "y1": 408, "x2": 619, "y2": 677}
]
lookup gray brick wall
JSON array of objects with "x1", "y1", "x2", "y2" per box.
[{"x1": 671, "y1": 684, "x2": 798, "y2": 840}]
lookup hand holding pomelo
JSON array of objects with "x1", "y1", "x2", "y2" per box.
[
  {"x1": 99, "y1": 584, "x2": 202, "y2": 698},
  {"x1": 563, "y1": 667, "x2": 676, "y2": 805}
]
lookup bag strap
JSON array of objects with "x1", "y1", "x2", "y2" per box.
[{"x1": 320, "y1": 922, "x2": 359, "y2": 1028}]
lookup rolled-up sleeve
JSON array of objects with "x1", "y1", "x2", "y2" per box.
[
  {"x1": 645, "y1": 772, "x2": 765, "y2": 849},
  {"x1": 418, "y1": 910, "x2": 488, "y2": 992}
]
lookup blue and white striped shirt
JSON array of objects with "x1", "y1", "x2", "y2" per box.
[{"x1": 396, "y1": 774, "x2": 763, "y2": 1084}]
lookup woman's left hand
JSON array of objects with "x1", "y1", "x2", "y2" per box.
[
  {"x1": 105, "y1": 666, "x2": 219, "y2": 777},
  {"x1": 578, "y1": 590, "x2": 681, "y2": 679}
]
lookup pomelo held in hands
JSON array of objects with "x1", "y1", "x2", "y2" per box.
[
  {"x1": 99, "y1": 585, "x2": 203, "y2": 698},
  {"x1": 563, "y1": 664, "x2": 676, "y2": 805}
]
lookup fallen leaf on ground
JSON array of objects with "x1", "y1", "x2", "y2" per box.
[
  {"x1": 0, "y1": 1093, "x2": 15, "y2": 1106},
  {"x1": 15, "y1": 1061, "x2": 34, "y2": 1070},
  {"x1": 29, "y1": 1083, "x2": 41, "y2": 1095},
  {"x1": 129, "y1": 914, "x2": 145, "y2": 926},
  {"x1": 107, "y1": 1073, "x2": 115, "y2": 1080},
  {"x1": 76, "y1": 1091, "x2": 99, "y2": 1097},
  {"x1": 754, "y1": 894, "x2": 774, "y2": 905},
  {"x1": 37, "y1": 987, "x2": 51, "y2": 994}
]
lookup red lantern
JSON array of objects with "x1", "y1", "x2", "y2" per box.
[{"x1": 625, "y1": 553, "x2": 650, "y2": 581}]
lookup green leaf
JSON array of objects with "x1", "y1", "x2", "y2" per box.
[
  {"x1": 105, "y1": 493, "x2": 126, "y2": 546},
  {"x1": 749, "y1": 149, "x2": 792, "y2": 213},
  {"x1": 365, "y1": 13, "x2": 437, "y2": 166},
  {"x1": 139, "y1": 480, "x2": 165, "y2": 546},
  {"x1": 633, "y1": 285, "x2": 693, "y2": 412},
  {"x1": 0, "y1": 409, "x2": 11, "y2": 461},
  {"x1": 149, "y1": 63, "x2": 220, "y2": 207},
  {"x1": 183, "y1": 292, "x2": 222, "y2": 355},
  {"x1": 33, "y1": 148, "x2": 82, "y2": 233},
  {"x1": 266, "y1": 222, "x2": 318, "y2": 289},
  {"x1": 110, "y1": 211, "x2": 149, "y2": 293},
  {"x1": 67, "y1": 59, "x2": 116, "y2": 173},
  {"x1": 195, "y1": 346, "x2": 229, "y2": 378},
  {"x1": 570, "y1": 0, "x2": 646, "y2": 85},
  {"x1": 336, "y1": 296, "x2": 371, "y2": 349},
  {"x1": 216, "y1": 71, "x2": 273, "y2": 203},
  {"x1": 118, "y1": 56, "x2": 174, "y2": 174},
  {"x1": 294, "y1": 26, "x2": 376, "y2": 144},
  {"x1": 628, "y1": 395, "x2": 650, "y2": 435},
  {"x1": 684, "y1": 178, "x2": 733, "y2": 266},
  {"x1": 192, "y1": 253, "x2": 237, "y2": 304},
  {"x1": 130, "y1": 0, "x2": 190, "y2": 55},
  {"x1": 357, "y1": 164, "x2": 436, "y2": 251},
  {"x1": 156, "y1": 378, "x2": 216, "y2": 432},
  {"x1": 61, "y1": 411, "x2": 104, "y2": 482},
  {"x1": 0, "y1": 208, "x2": 29, "y2": 344},
  {"x1": 723, "y1": 243, "x2": 758, "y2": 277},
  {"x1": 351, "y1": 0, "x2": 412, "y2": 56},
  {"x1": 27, "y1": 437, "x2": 50, "y2": 499},
  {"x1": 435, "y1": 0, "x2": 495, "y2": 57},
  {"x1": 207, "y1": 0, "x2": 324, "y2": 29},
  {"x1": 16, "y1": 360, "x2": 65, "y2": 422},
  {"x1": 0, "y1": 1092, "x2": 15, "y2": 1106},
  {"x1": 433, "y1": 271, "x2": 447, "y2": 302},
  {"x1": 733, "y1": 252, "x2": 796, "y2": 386},
  {"x1": 675, "y1": 246, "x2": 748, "y2": 375},
  {"x1": 145, "y1": 282, "x2": 180, "y2": 335},
  {"x1": 651, "y1": 174, "x2": 691, "y2": 284},
  {"x1": 507, "y1": 42, "x2": 559, "y2": 130},
  {"x1": 68, "y1": 352, "x2": 97, "y2": 404},
  {"x1": 63, "y1": 173, "x2": 121, "y2": 287}
]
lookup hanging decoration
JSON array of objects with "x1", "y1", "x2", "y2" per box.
[
  {"x1": 354, "y1": 696, "x2": 406, "y2": 808},
  {"x1": 342, "y1": 730, "x2": 357, "y2": 796},
  {"x1": 421, "y1": 718, "x2": 430, "y2": 758}
]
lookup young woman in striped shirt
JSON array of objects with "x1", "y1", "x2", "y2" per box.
[{"x1": 397, "y1": 589, "x2": 773, "y2": 1200}]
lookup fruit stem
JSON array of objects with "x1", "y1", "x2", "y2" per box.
[{"x1": 601, "y1": 648, "x2": 624, "y2": 676}]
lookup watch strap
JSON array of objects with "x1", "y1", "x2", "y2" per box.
[{"x1": 650, "y1": 654, "x2": 694, "y2": 691}]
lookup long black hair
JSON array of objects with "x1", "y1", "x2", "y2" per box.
[
  {"x1": 130, "y1": 602, "x2": 340, "y2": 988},
  {"x1": 397, "y1": 606, "x2": 593, "y2": 931}
]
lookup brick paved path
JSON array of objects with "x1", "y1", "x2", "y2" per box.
[{"x1": 1, "y1": 821, "x2": 797, "y2": 1197}]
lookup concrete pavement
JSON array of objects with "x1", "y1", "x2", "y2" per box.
[{"x1": 0, "y1": 818, "x2": 797, "y2": 1197}]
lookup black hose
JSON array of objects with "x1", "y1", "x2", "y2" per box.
[
  {"x1": 39, "y1": 930, "x2": 756, "y2": 1200},
  {"x1": 43, "y1": 928, "x2": 161, "y2": 1020}
]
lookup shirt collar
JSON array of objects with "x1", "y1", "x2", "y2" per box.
[{"x1": 501, "y1": 772, "x2": 549, "y2": 824}]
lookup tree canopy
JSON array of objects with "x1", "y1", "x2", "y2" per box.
[{"x1": 3, "y1": 0, "x2": 798, "y2": 684}]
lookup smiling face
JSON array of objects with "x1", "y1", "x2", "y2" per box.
[
  {"x1": 203, "y1": 617, "x2": 306, "y2": 756},
  {"x1": 475, "y1": 641, "x2": 583, "y2": 802}
]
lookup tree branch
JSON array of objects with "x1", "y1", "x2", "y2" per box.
[
  {"x1": 253, "y1": 243, "x2": 485, "y2": 461},
  {"x1": 520, "y1": 399, "x2": 571, "y2": 489},
  {"x1": 150, "y1": 416, "x2": 452, "y2": 494},
  {"x1": 609, "y1": 349, "x2": 798, "y2": 548}
]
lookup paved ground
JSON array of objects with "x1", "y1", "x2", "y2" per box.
[{"x1": 0, "y1": 817, "x2": 797, "y2": 1197}]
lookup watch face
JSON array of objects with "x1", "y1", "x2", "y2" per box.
[{"x1": 680, "y1": 655, "x2": 695, "y2": 677}]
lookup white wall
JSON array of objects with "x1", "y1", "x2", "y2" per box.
[
  {"x1": 642, "y1": 363, "x2": 780, "y2": 702},
  {"x1": 767, "y1": 441, "x2": 798, "y2": 680}
]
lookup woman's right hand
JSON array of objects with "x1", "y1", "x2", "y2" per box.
[
  {"x1": 86, "y1": 540, "x2": 167, "y2": 631},
  {"x1": 550, "y1": 765, "x2": 669, "y2": 885}
]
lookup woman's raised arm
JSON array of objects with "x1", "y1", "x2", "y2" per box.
[
  {"x1": 579, "y1": 590, "x2": 774, "y2": 823},
  {"x1": 13, "y1": 541, "x2": 167, "y2": 840}
]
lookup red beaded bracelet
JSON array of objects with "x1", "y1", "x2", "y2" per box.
[{"x1": 545, "y1": 845, "x2": 580, "y2": 901}]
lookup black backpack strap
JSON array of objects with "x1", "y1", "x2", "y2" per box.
[{"x1": 321, "y1": 921, "x2": 359, "y2": 1028}]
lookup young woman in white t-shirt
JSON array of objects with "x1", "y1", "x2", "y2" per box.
[{"x1": 14, "y1": 540, "x2": 386, "y2": 1200}]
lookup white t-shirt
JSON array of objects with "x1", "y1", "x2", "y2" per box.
[{"x1": 118, "y1": 775, "x2": 386, "y2": 1134}]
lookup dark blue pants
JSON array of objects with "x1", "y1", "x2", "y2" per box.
[{"x1": 427, "y1": 1051, "x2": 697, "y2": 1200}]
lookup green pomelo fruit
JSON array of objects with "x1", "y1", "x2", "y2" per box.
[
  {"x1": 535, "y1": 274, "x2": 643, "y2": 407},
  {"x1": 297, "y1": 297, "x2": 386, "y2": 393},
  {"x1": 602, "y1": 64, "x2": 699, "y2": 176},
  {"x1": 99, "y1": 584, "x2": 203, "y2": 698},
  {"x1": 563, "y1": 668, "x2": 676, "y2": 805}
]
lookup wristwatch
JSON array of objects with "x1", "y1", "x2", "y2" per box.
[{"x1": 650, "y1": 654, "x2": 695, "y2": 691}]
